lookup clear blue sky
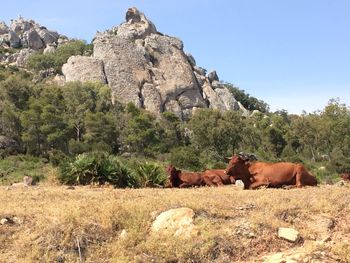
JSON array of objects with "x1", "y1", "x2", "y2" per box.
[{"x1": 2, "y1": 0, "x2": 350, "y2": 114}]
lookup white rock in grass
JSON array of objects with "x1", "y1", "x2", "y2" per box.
[
  {"x1": 0, "y1": 218, "x2": 9, "y2": 225},
  {"x1": 151, "y1": 207, "x2": 197, "y2": 238},
  {"x1": 235, "y1": 180, "x2": 245, "y2": 190},
  {"x1": 278, "y1": 227, "x2": 300, "y2": 242}
]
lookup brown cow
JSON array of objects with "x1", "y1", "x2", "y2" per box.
[
  {"x1": 341, "y1": 173, "x2": 350, "y2": 181},
  {"x1": 225, "y1": 155, "x2": 317, "y2": 189},
  {"x1": 202, "y1": 169, "x2": 236, "y2": 186},
  {"x1": 166, "y1": 165, "x2": 204, "y2": 188}
]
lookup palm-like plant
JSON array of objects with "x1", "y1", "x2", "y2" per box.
[{"x1": 135, "y1": 162, "x2": 167, "y2": 188}]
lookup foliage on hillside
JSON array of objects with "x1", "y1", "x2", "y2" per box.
[
  {"x1": 224, "y1": 82, "x2": 270, "y2": 113},
  {"x1": 26, "y1": 40, "x2": 92, "y2": 74},
  {"x1": 0, "y1": 64, "x2": 349, "y2": 185}
]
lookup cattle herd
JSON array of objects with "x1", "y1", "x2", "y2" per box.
[{"x1": 166, "y1": 153, "x2": 336, "y2": 190}]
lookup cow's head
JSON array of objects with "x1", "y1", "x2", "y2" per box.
[
  {"x1": 225, "y1": 155, "x2": 249, "y2": 179},
  {"x1": 166, "y1": 165, "x2": 176, "y2": 176},
  {"x1": 341, "y1": 173, "x2": 350, "y2": 181}
]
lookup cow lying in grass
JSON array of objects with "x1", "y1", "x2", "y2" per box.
[
  {"x1": 166, "y1": 165, "x2": 235, "y2": 188},
  {"x1": 202, "y1": 169, "x2": 236, "y2": 186},
  {"x1": 225, "y1": 154, "x2": 318, "y2": 189}
]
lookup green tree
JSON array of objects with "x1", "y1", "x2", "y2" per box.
[
  {"x1": 62, "y1": 82, "x2": 96, "y2": 142},
  {"x1": 84, "y1": 112, "x2": 118, "y2": 153},
  {"x1": 122, "y1": 103, "x2": 164, "y2": 156},
  {"x1": 188, "y1": 109, "x2": 243, "y2": 159}
]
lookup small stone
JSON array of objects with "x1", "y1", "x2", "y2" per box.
[
  {"x1": 12, "y1": 217, "x2": 21, "y2": 224},
  {"x1": 278, "y1": 227, "x2": 300, "y2": 242},
  {"x1": 248, "y1": 232, "x2": 255, "y2": 238},
  {"x1": 235, "y1": 180, "x2": 245, "y2": 190},
  {"x1": 66, "y1": 186, "x2": 75, "y2": 190},
  {"x1": 23, "y1": 176, "x2": 33, "y2": 186},
  {"x1": 0, "y1": 218, "x2": 9, "y2": 225},
  {"x1": 119, "y1": 229, "x2": 127, "y2": 239}
]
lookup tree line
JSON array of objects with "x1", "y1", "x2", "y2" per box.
[{"x1": 0, "y1": 47, "x2": 349, "y2": 184}]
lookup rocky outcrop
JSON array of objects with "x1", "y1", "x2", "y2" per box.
[
  {"x1": 60, "y1": 7, "x2": 249, "y2": 119},
  {"x1": 62, "y1": 56, "x2": 107, "y2": 83},
  {"x1": 0, "y1": 16, "x2": 65, "y2": 51},
  {"x1": 23, "y1": 28, "x2": 44, "y2": 50},
  {"x1": 0, "y1": 17, "x2": 67, "y2": 69}
]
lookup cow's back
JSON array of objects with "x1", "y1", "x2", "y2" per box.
[
  {"x1": 249, "y1": 162, "x2": 297, "y2": 185},
  {"x1": 181, "y1": 172, "x2": 203, "y2": 185}
]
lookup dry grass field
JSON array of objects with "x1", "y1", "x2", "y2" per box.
[{"x1": 1, "y1": 184, "x2": 350, "y2": 263}]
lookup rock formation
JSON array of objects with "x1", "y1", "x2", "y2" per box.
[
  {"x1": 0, "y1": 16, "x2": 65, "y2": 50},
  {"x1": 62, "y1": 7, "x2": 246, "y2": 119},
  {"x1": 0, "y1": 17, "x2": 67, "y2": 67}
]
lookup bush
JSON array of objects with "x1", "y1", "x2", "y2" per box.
[
  {"x1": 48, "y1": 149, "x2": 70, "y2": 167},
  {"x1": 135, "y1": 162, "x2": 167, "y2": 187},
  {"x1": 0, "y1": 155, "x2": 47, "y2": 185},
  {"x1": 169, "y1": 146, "x2": 203, "y2": 171},
  {"x1": 58, "y1": 152, "x2": 137, "y2": 187},
  {"x1": 68, "y1": 139, "x2": 90, "y2": 155},
  {"x1": 26, "y1": 40, "x2": 93, "y2": 73}
]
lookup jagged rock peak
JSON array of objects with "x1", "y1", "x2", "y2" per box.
[
  {"x1": 62, "y1": 7, "x2": 248, "y2": 120},
  {"x1": 104, "y1": 7, "x2": 157, "y2": 40}
]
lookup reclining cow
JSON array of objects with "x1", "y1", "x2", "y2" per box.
[
  {"x1": 166, "y1": 165, "x2": 235, "y2": 188},
  {"x1": 202, "y1": 169, "x2": 236, "y2": 186},
  {"x1": 225, "y1": 154, "x2": 318, "y2": 189},
  {"x1": 166, "y1": 165, "x2": 204, "y2": 188}
]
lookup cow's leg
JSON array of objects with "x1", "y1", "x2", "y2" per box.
[
  {"x1": 202, "y1": 176, "x2": 215, "y2": 186},
  {"x1": 179, "y1": 183, "x2": 191, "y2": 188},
  {"x1": 212, "y1": 176, "x2": 224, "y2": 186},
  {"x1": 249, "y1": 181, "x2": 269, "y2": 190},
  {"x1": 295, "y1": 167, "x2": 303, "y2": 188}
]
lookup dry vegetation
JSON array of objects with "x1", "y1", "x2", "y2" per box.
[{"x1": 1, "y1": 184, "x2": 350, "y2": 263}]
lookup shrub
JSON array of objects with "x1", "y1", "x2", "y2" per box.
[
  {"x1": 169, "y1": 146, "x2": 203, "y2": 171},
  {"x1": 26, "y1": 40, "x2": 93, "y2": 73},
  {"x1": 135, "y1": 162, "x2": 167, "y2": 187},
  {"x1": 58, "y1": 152, "x2": 137, "y2": 187},
  {"x1": 48, "y1": 149, "x2": 70, "y2": 167},
  {"x1": 0, "y1": 155, "x2": 47, "y2": 185},
  {"x1": 68, "y1": 139, "x2": 90, "y2": 155}
]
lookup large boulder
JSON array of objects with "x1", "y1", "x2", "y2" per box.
[
  {"x1": 93, "y1": 34, "x2": 151, "y2": 107},
  {"x1": 62, "y1": 55, "x2": 107, "y2": 84},
  {"x1": 7, "y1": 31, "x2": 21, "y2": 48},
  {"x1": 23, "y1": 29, "x2": 44, "y2": 50},
  {"x1": 202, "y1": 80, "x2": 227, "y2": 111},
  {"x1": 38, "y1": 29, "x2": 59, "y2": 45},
  {"x1": 144, "y1": 33, "x2": 206, "y2": 118},
  {"x1": 215, "y1": 86, "x2": 240, "y2": 111}
]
